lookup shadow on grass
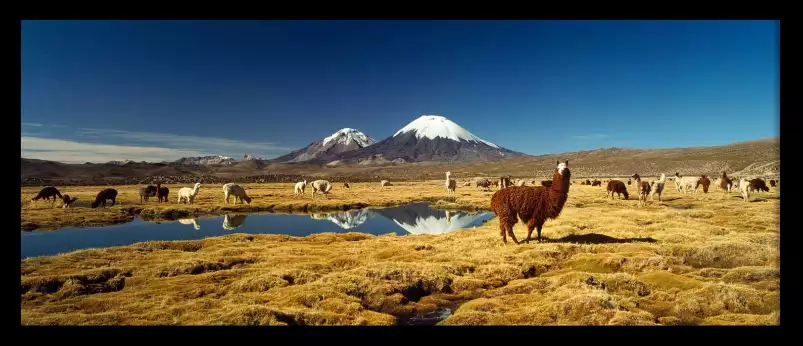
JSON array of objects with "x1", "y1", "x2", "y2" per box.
[{"x1": 540, "y1": 233, "x2": 657, "y2": 244}]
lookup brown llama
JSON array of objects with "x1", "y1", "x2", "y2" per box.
[
  {"x1": 91, "y1": 188, "x2": 118, "y2": 208},
  {"x1": 699, "y1": 175, "x2": 711, "y2": 193},
  {"x1": 344, "y1": 182, "x2": 351, "y2": 190},
  {"x1": 719, "y1": 171, "x2": 733, "y2": 194},
  {"x1": 638, "y1": 181, "x2": 651, "y2": 206},
  {"x1": 490, "y1": 160, "x2": 571, "y2": 244},
  {"x1": 627, "y1": 179, "x2": 632, "y2": 186},
  {"x1": 591, "y1": 180, "x2": 601, "y2": 187},
  {"x1": 748, "y1": 178, "x2": 769, "y2": 193},
  {"x1": 31, "y1": 186, "x2": 62, "y2": 203},
  {"x1": 606, "y1": 180, "x2": 629, "y2": 200},
  {"x1": 769, "y1": 179, "x2": 776, "y2": 188},
  {"x1": 156, "y1": 183, "x2": 169, "y2": 203},
  {"x1": 585, "y1": 179, "x2": 591, "y2": 185}
]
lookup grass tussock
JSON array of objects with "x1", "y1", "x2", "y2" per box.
[{"x1": 21, "y1": 181, "x2": 779, "y2": 325}]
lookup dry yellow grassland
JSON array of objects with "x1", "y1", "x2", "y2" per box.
[{"x1": 20, "y1": 179, "x2": 779, "y2": 325}]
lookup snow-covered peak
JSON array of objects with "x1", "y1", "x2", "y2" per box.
[
  {"x1": 393, "y1": 115, "x2": 500, "y2": 149},
  {"x1": 321, "y1": 128, "x2": 376, "y2": 147}
]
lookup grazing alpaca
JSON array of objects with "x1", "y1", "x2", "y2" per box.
[
  {"x1": 585, "y1": 179, "x2": 591, "y2": 185},
  {"x1": 490, "y1": 160, "x2": 571, "y2": 244},
  {"x1": 718, "y1": 171, "x2": 734, "y2": 194},
  {"x1": 650, "y1": 173, "x2": 667, "y2": 201},
  {"x1": 381, "y1": 180, "x2": 393, "y2": 187},
  {"x1": 344, "y1": 182, "x2": 351, "y2": 190},
  {"x1": 674, "y1": 173, "x2": 701, "y2": 194},
  {"x1": 223, "y1": 183, "x2": 251, "y2": 205},
  {"x1": 475, "y1": 178, "x2": 492, "y2": 191},
  {"x1": 91, "y1": 188, "x2": 118, "y2": 208},
  {"x1": 311, "y1": 180, "x2": 333, "y2": 199},
  {"x1": 31, "y1": 186, "x2": 62, "y2": 203},
  {"x1": 699, "y1": 175, "x2": 711, "y2": 193},
  {"x1": 748, "y1": 178, "x2": 770, "y2": 193},
  {"x1": 739, "y1": 179, "x2": 751, "y2": 202},
  {"x1": 61, "y1": 195, "x2": 78, "y2": 208},
  {"x1": 294, "y1": 180, "x2": 308, "y2": 197},
  {"x1": 177, "y1": 183, "x2": 201, "y2": 204},
  {"x1": 541, "y1": 180, "x2": 553, "y2": 188},
  {"x1": 591, "y1": 180, "x2": 601, "y2": 187},
  {"x1": 139, "y1": 186, "x2": 156, "y2": 202},
  {"x1": 606, "y1": 180, "x2": 629, "y2": 200},
  {"x1": 769, "y1": 179, "x2": 776, "y2": 188},
  {"x1": 156, "y1": 183, "x2": 169, "y2": 203},
  {"x1": 445, "y1": 171, "x2": 456, "y2": 195},
  {"x1": 638, "y1": 181, "x2": 651, "y2": 206}
]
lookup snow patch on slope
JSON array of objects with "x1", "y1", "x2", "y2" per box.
[
  {"x1": 393, "y1": 115, "x2": 500, "y2": 149},
  {"x1": 322, "y1": 128, "x2": 376, "y2": 147}
]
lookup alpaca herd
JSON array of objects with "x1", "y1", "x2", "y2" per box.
[{"x1": 26, "y1": 162, "x2": 777, "y2": 246}]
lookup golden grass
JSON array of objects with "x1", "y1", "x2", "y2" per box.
[{"x1": 20, "y1": 181, "x2": 779, "y2": 325}]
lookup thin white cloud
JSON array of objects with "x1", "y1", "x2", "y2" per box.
[
  {"x1": 75, "y1": 127, "x2": 294, "y2": 154},
  {"x1": 22, "y1": 137, "x2": 208, "y2": 164},
  {"x1": 571, "y1": 134, "x2": 610, "y2": 140},
  {"x1": 19, "y1": 124, "x2": 298, "y2": 162}
]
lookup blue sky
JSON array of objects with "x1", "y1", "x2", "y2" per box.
[{"x1": 21, "y1": 20, "x2": 779, "y2": 163}]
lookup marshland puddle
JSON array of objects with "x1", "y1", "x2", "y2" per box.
[{"x1": 21, "y1": 203, "x2": 494, "y2": 259}]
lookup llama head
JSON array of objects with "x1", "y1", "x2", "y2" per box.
[
  {"x1": 556, "y1": 160, "x2": 568, "y2": 176},
  {"x1": 194, "y1": 183, "x2": 201, "y2": 189}
]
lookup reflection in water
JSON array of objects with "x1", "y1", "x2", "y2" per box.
[
  {"x1": 223, "y1": 214, "x2": 248, "y2": 230},
  {"x1": 21, "y1": 203, "x2": 495, "y2": 259},
  {"x1": 327, "y1": 209, "x2": 371, "y2": 229},
  {"x1": 318, "y1": 203, "x2": 493, "y2": 235},
  {"x1": 373, "y1": 203, "x2": 492, "y2": 235},
  {"x1": 177, "y1": 218, "x2": 200, "y2": 230}
]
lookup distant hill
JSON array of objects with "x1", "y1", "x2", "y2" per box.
[{"x1": 20, "y1": 137, "x2": 779, "y2": 186}]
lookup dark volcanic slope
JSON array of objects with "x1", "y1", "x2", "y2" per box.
[{"x1": 269, "y1": 128, "x2": 376, "y2": 163}]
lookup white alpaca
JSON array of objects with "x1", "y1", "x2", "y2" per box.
[
  {"x1": 294, "y1": 180, "x2": 308, "y2": 197},
  {"x1": 674, "y1": 173, "x2": 701, "y2": 194},
  {"x1": 381, "y1": 180, "x2": 392, "y2": 187},
  {"x1": 177, "y1": 183, "x2": 201, "y2": 204},
  {"x1": 311, "y1": 180, "x2": 333, "y2": 199},
  {"x1": 650, "y1": 173, "x2": 667, "y2": 201},
  {"x1": 445, "y1": 171, "x2": 456, "y2": 195},
  {"x1": 739, "y1": 178, "x2": 751, "y2": 202},
  {"x1": 222, "y1": 183, "x2": 251, "y2": 205}
]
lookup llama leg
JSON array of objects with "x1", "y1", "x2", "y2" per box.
[
  {"x1": 525, "y1": 220, "x2": 536, "y2": 244},
  {"x1": 111, "y1": 198, "x2": 116, "y2": 206},
  {"x1": 536, "y1": 224, "x2": 543, "y2": 243},
  {"x1": 499, "y1": 222, "x2": 507, "y2": 244},
  {"x1": 504, "y1": 222, "x2": 519, "y2": 244}
]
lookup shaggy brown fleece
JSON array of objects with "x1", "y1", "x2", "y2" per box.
[
  {"x1": 490, "y1": 161, "x2": 571, "y2": 244},
  {"x1": 699, "y1": 175, "x2": 711, "y2": 193}
]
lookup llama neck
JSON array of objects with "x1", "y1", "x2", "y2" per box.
[{"x1": 656, "y1": 175, "x2": 666, "y2": 184}]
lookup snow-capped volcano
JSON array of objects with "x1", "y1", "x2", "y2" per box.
[
  {"x1": 315, "y1": 115, "x2": 524, "y2": 164},
  {"x1": 393, "y1": 115, "x2": 501, "y2": 148},
  {"x1": 268, "y1": 128, "x2": 377, "y2": 163}
]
